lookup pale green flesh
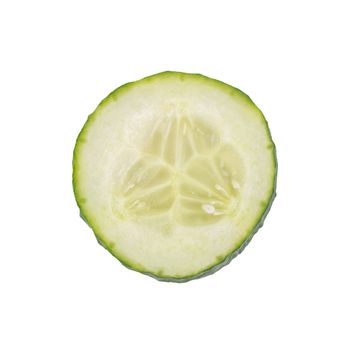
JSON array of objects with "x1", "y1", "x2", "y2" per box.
[{"x1": 73, "y1": 72, "x2": 277, "y2": 281}]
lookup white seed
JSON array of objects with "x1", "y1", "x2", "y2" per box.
[
  {"x1": 215, "y1": 184, "x2": 229, "y2": 197},
  {"x1": 125, "y1": 183, "x2": 135, "y2": 192},
  {"x1": 129, "y1": 199, "x2": 139, "y2": 209},
  {"x1": 231, "y1": 180, "x2": 241, "y2": 190},
  {"x1": 196, "y1": 127, "x2": 205, "y2": 135},
  {"x1": 202, "y1": 204, "x2": 216, "y2": 214},
  {"x1": 220, "y1": 161, "x2": 229, "y2": 177}
]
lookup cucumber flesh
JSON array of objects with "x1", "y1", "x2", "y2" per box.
[{"x1": 73, "y1": 72, "x2": 277, "y2": 281}]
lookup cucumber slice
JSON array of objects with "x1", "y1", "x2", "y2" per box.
[{"x1": 73, "y1": 72, "x2": 277, "y2": 282}]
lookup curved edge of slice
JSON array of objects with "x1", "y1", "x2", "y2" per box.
[{"x1": 72, "y1": 71, "x2": 278, "y2": 283}]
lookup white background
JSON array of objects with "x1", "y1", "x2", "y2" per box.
[{"x1": 1, "y1": 1, "x2": 349, "y2": 349}]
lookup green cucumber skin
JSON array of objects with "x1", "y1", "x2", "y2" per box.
[{"x1": 73, "y1": 71, "x2": 277, "y2": 283}]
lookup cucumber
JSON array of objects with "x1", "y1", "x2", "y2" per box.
[{"x1": 73, "y1": 72, "x2": 277, "y2": 282}]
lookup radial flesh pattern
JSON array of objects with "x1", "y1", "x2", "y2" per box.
[
  {"x1": 73, "y1": 72, "x2": 277, "y2": 281},
  {"x1": 112, "y1": 116, "x2": 244, "y2": 226}
]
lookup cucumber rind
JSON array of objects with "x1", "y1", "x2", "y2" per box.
[{"x1": 73, "y1": 71, "x2": 277, "y2": 282}]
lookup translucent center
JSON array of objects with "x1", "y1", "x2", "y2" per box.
[{"x1": 112, "y1": 116, "x2": 244, "y2": 226}]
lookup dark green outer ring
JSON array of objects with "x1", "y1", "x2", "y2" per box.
[{"x1": 73, "y1": 71, "x2": 277, "y2": 283}]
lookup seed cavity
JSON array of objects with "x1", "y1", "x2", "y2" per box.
[{"x1": 112, "y1": 115, "x2": 244, "y2": 225}]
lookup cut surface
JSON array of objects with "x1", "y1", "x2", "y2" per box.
[
  {"x1": 73, "y1": 72, "x2": 277, "y2": 281},
  {"x1": 112, "y1": 117, "x2": 244, "y2": 226}
]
